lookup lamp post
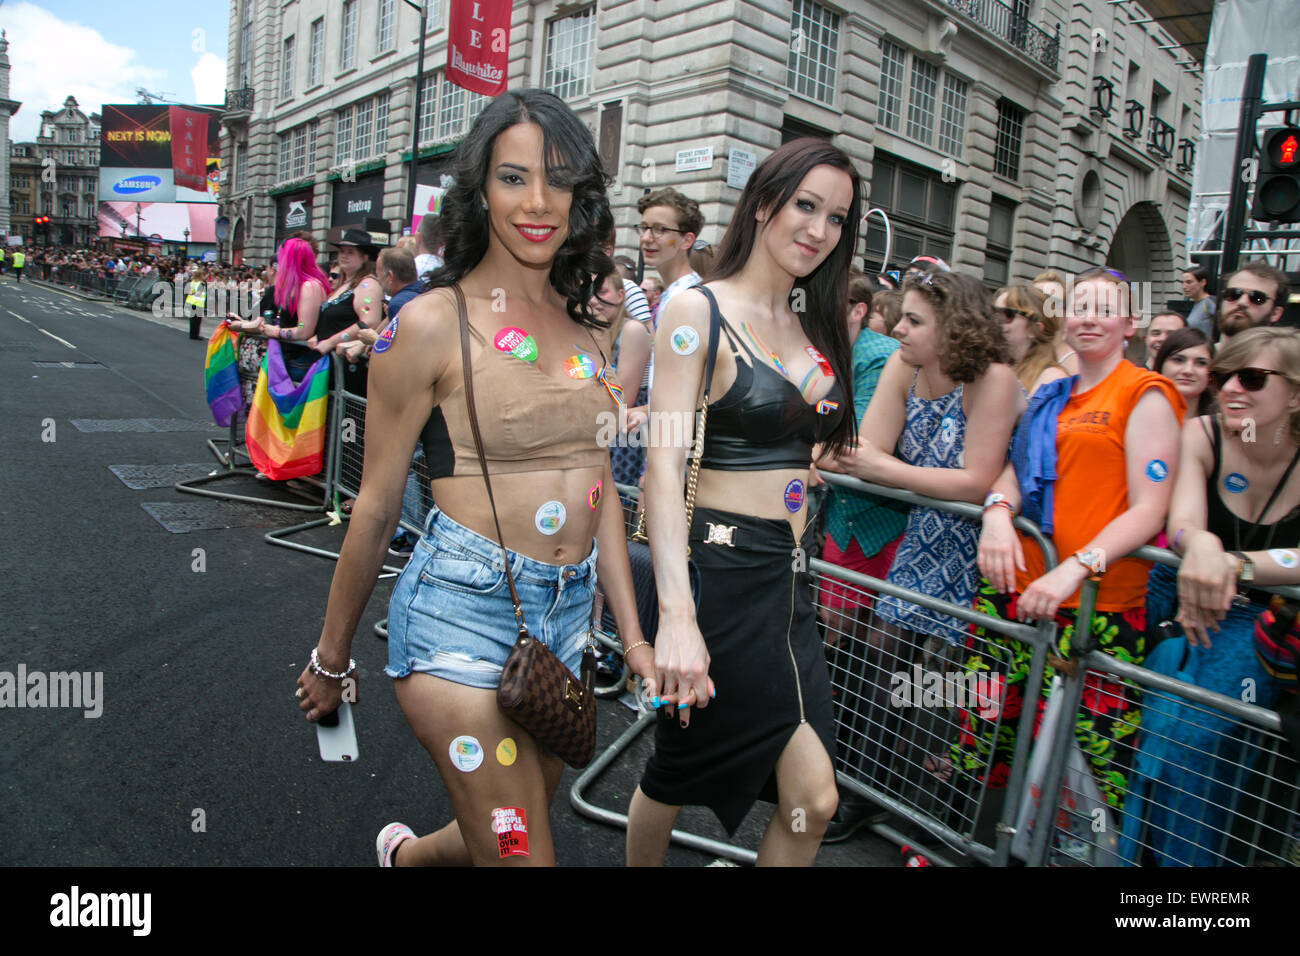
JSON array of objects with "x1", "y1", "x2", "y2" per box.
[
  {"x1": 135, "y1": 202, "x2": 143, "y2": 239},
  {"x1": 401, "y1": 0, "x2": 429, "y2": 231},
  {"x1": 183, "y1": 227, "x2": 190, "y2": 260}
]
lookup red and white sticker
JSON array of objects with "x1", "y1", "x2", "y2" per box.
[
  {"x1": 492, "y1": 806, "x2": 530, "y2": 858},
  {"x1": 805, "y1": 346, "x2": 833, "y2": 377}
]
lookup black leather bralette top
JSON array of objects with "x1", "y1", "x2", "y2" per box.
[{"x1": 693, "y1": 286, "x2": 846, "y2": 471}]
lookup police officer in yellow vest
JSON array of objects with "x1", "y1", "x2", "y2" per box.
[
  {"x1": 185, "y1": 273, "x2": 206, "y2": 339},
  {"x1": 11, "y1": 248, "x2": 25, "y2": 283},
  {"x1": 0, "y1": 247, "x2": 7, "y2": 275}
]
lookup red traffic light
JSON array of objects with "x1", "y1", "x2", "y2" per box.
[{"x1": 1279, "y1": 134, "x2": 1298, "y2": 167}]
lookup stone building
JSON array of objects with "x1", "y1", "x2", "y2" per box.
[
  {"x1": 8, "y1": 96, "x2": 102, "y2": 248},
  {"x1": 221, "y1": 0, "x2": 1201, "y2": 307},
  {"x1": 0, "y1": 31, "x2": 21, "y2": 241}
]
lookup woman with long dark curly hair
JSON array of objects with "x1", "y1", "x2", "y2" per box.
[
  {"x1": 295, "y1": 89, "x2": 650, "y2": 866},
  {"x1": 626, "y1": 138, "x2": 859, "y2": 865}
]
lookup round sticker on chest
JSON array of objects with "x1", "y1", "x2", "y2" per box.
[
  {"x1": 535, "y1": 500, "x2": 566, "y2": 535},
  {"x1": 784, "y1": 478, "x2": 805, "y2": 513},
  {"x1": 564, "y1": 354, "x2": 598, "y2": 379},
  {"x1": 493, "y1": 327, "x2": 539, "y2": 363},
  {"x1": 1224, "y1": 472, "x2": 1249, "y2": 494}
]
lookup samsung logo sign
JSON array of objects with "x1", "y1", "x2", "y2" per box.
[{"x1": 113, "y1": 175, "x2": 162, "y2": 195}]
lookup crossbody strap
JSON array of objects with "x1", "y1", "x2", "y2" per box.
[
  {"x1": 633, "y1": 284, "x2": 721, "y2": 547},
  {"x1": 453, "y1": 284, "x2": 528, "y2": 637}
]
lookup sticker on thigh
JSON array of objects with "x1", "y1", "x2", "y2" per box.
[{"x1": 492, "y1": 806, "x2": 530, "y2": 858}]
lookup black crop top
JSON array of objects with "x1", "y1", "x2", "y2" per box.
[
  {"x1": 1205, "y1": 417, "x2": 1300, "y2": 602},
  {"x1": 693, "y1": 286, "x2": 846, "y2": 471}
]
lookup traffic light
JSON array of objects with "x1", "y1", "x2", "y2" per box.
[{"x1": 1252, "y1": 126, "x2": 1300, "y2": 223}]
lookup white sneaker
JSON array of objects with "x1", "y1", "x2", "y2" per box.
[{"x1": 376, "y1": 822, "x2": 415, "y2": 867}]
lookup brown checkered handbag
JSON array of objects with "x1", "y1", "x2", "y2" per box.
[{"x1": 453, "y1": 285, "x2": 596, "y2": 769}]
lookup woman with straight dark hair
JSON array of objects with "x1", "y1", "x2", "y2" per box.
[
  {"x1": 626, "y1": 137, "x2": 859, "y2": 865},
  {"x1": 295, "y1": 89, "x2": 650, "y2": 866},
  {"x1": 1153, "y1": 327, "x2": 1215, "y2": 422}
]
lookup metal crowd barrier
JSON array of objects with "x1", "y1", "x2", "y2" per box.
[
  {"x1": 1032, "y1": 545, "x2": 1300, "y2": 868},
  {"x1": 569, "y1": 473, "x2": 1062, "y2": 866},
  {"x1": 263, "y1": 359, "x2": 408, "y2": 577},
  {"x1": 174, "y1": 330, "x2": 329, "y2": 511}
]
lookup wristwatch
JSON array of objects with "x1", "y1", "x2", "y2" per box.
[
  {"x1": 1074, "y1": 548, "x2": 1105, "y2": 575},
  {"x1": 983, "y1": 492, "x2": 1014, "y2": 515},
  {"x1": 1230, "y1": 551, "x2": 1256, "y2": 584}
]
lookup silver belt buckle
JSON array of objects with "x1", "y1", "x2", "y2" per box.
[{"x1": 704, "y1": 522, "x2": 737, "y2": 547}]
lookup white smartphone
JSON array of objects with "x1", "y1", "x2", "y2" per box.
[{"x1": 315, "y1": 702, "x2": 359, "y2": 762}]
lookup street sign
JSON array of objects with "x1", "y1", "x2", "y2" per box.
[
  {"x1": 727, "y1": 148, "x2": 756, "y2": 189},
  {"x1": 675, "y1": 146, "x2": 714, "y2": 174}
]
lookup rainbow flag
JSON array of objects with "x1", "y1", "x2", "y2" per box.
[
  {"x1": 245, "y1": 341, "x2": 331, "y2": 480},
  {"x1": 204, "y1": 323, "x2": 243, "y2": 427}
]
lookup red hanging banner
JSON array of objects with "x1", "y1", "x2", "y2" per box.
[
  {"x1": 446, "y1": 0, "x2": 511, "y2": 97},
  {"x1": 169, "y1": 106, "x2": 210, "y2": 193}
]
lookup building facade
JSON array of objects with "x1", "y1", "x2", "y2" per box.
[
  {"x1": 7, "y1": 96, "x2": 103, "y2": 248},
  {"x1": 0, "y1": 31, "x2": 21, "y2": 241},
  {"x1": 222, "y1": 0, "x2": 1200, "y2": 308}
]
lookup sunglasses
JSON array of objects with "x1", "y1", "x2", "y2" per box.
[
  {"x1": 329, "y1": 272, "x2": 340, "y2": 280},
  {"x1": 996, "y1": 306, "x2": 1037, "y2": 321},
  {"x1": 1223, "y1": 287, "x2": 1274, "y2": 306},
  {"x1": 1208, "y1": 366, "x2": 1287, "y2": 392}
]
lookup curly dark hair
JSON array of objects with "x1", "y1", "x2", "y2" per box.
[
  {"x1": 902, "y1": 272, "x2": 1011, "y2": 383},
  {"x1": 1153, "y1": 327, "x2": 1215, "y2": 417},
  {"x1": 426, "y1": 89, "x2": 615, "y2": 328}
]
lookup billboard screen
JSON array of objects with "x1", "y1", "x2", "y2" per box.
[
  {"x1": 99, "y1": 104, "x2": 223, "y2": 203},
  {"x1": 97, "y1": 201, "x2": 218, "y2": 242}
]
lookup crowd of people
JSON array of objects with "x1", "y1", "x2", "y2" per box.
[{"x1": 152, "y1": 87, "x2": 1295, "y2": 866}]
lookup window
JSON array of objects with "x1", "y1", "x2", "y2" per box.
[
  {"x1": 354, "y1": 99, "x2": 373, "y2": 159},
  {"x1": 336, "y1": 107, "x2": 353, "y2": 165},
  {"x1": 937, "y1": 74, "x2": 968, "y2": 158},
  {"x1": 878, "y1": 41, "x2": 906, "y2": 132},
  {"x1": 906, "y1": 57, "x2": 939, "y2": 145},
  {"x1": 17, "y1": 198, "x2": 30, "y2": 215},
  {"x1": 984, "y1": 196, "x2": 1017, "y2": 286},
  {"x1": 437, "y1": 77, "x2": 488, "y2": 141},
  {"x1": 308, "y1": 18, "x2": 324, "y2": 87},
  {"x1": 279, "y1": 123, "x2": 313, "y2": 181},
  {"x1": 374, "y1": 91, "x2": 390, "y2": 155},
  {"x1": 543, "y1": 8, "x2": 594, "y2": 101},
  {"x1": 281, "y1": 36, "x2": 295, "y2": 100},
  {"x1": 65, "y1": 150, "x2": 78, "y2": 165},
  {"x1": 788, "y1": 0, "x2": 840, "y2": 106},
  {"x1": 863, "y1": 151, "x2": 956, "y2": 272},
  {"x1": 377, "y1": 0, "x2": 395, "y2": 53},
  {"x1": 293, "y1": 126, "x2": 308, "y2": 179},
  {"x1": 340, "y1": 0, "x2": 358, "y2": 71},
  {"x1": 235, "y1": 143, "x2": 248, "y2": 191},
  {"x1": 278, "y1": 135, "x2": 292, "y2": 182},
  {"x1": 994, "y1": 98, "x2": 1025, "y2": 181},
  {"x1": 880, "y1": 39, "x2": 968, "y2": 159},
  {"x1": 240, "y1": 1, "x2": 254, "y2": 88},
  {"x1": 417, "y1": 74, "x2": 438, "y2": 147},
  {"x1": 309, "y1": 121, "x2": 318, "y2": 164}
]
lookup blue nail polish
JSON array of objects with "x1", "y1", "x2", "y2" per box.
[
  {"x1": 650, "y1": 696, "x2": 660, "y2": 707},
  {"x1": 710, "y1": 688, "x2": 716, "y2": 698},
  {"x1": 677, "y1": 700, "x2": 689, "y2": 710}
]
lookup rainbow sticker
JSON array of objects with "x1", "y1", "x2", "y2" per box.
[
  {"x1": 816, "y1": 399, "x2": 839, "y2": 415},
  {"x1": 565, "y1": 354, "x2": 598, "y2": 379}
]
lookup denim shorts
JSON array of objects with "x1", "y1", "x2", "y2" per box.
[{"x1": 385, "y1": 505, "x2": 598, "y2": 689}]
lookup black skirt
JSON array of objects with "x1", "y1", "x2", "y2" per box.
[{"x1": 638, "y1": 506, "x2": 837, "y2": 835}]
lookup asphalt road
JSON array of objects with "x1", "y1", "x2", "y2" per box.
[{"x1": 0, "y1": 274, "x2": 899, "y2": 867}]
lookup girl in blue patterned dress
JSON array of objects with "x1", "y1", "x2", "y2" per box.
[{"x1": 829, "y1": 272, "x2": 1022, "y2": 781}]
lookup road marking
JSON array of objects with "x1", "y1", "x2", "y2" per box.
[
  {"x1": 8, "y1": 310, "x2": 32, "y2": 324},
  {"x1": 37, "y1": 327, "x2": 77, "y2": 349}
]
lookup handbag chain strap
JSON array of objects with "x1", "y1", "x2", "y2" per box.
[
  {"x1": 631, "y1": 286, "x2": 721, "y2": 553},
  {"x1": 453, "y1": 284, "x2": 529, "y2": 639}
]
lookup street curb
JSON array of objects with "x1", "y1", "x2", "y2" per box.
[
  {"x1": 20, "y1": 276, "x2": 227, "y2": 337},
  {"x1": 22, "y1": 277, "x2": 113, "y2": 303}
]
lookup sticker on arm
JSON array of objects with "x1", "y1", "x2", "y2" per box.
[
  {"x1": 670, "y1": 325, "x2": 699, "y2": 355},
  {"x1": 492, "y1": 807, "x2": 529, "y2": 858},
  {"x1": 1269, "y1": 548, "x2": 1298, "y2": 569},
  {"x1": 1145, "y1": 459, "x2": 1169, "y2": 482},
  {"x1": 372, "y1": 315, "x2": 398, "y2": 353}
]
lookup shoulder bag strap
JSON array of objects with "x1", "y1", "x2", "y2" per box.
[
  {"x1": 453, "y1": 284, "x2": 529, "y2": 637},
  {"x1": 633, "y1": 285, "x2": 721, "y2": 547}
]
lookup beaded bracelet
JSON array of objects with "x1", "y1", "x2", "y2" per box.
[
  {"x1": 310, "y1": 647, "x2": 356, "y2": 681},
  {"x1": 623, "y1": 640, "x2": 651, "y2": 657}
]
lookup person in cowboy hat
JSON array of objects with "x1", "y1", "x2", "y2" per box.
[{"x1": 313, "y1": 227, "x2": 389, "y2": 394}]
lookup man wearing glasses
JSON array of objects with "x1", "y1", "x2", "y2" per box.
[
  {"x1": 636, "y1": 188, "x2": 703, "y2": 316},
  {"x1": 1218, "y1": 260, "x2": 1291, "y2": 344}
]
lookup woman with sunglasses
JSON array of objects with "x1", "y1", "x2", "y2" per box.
[
  {"x1": 1164, "y1": 327, "x2": 1300, "y2": 647},
  {"x1": 958, "y1": 268, "x2": 1185, "y2": 813},
  {"x1": 1153, "y1": 327, "x2": 1215, "y2": 424},
  {"x1": 627, "y1": 138, "x2": 859, "y2": 866},
  {"x1": 295, "y1": 90, "x2": 649, "y2": 867},
  {"x1": 994, "y1": 283, "x2": 1068, "y2": 396}
]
